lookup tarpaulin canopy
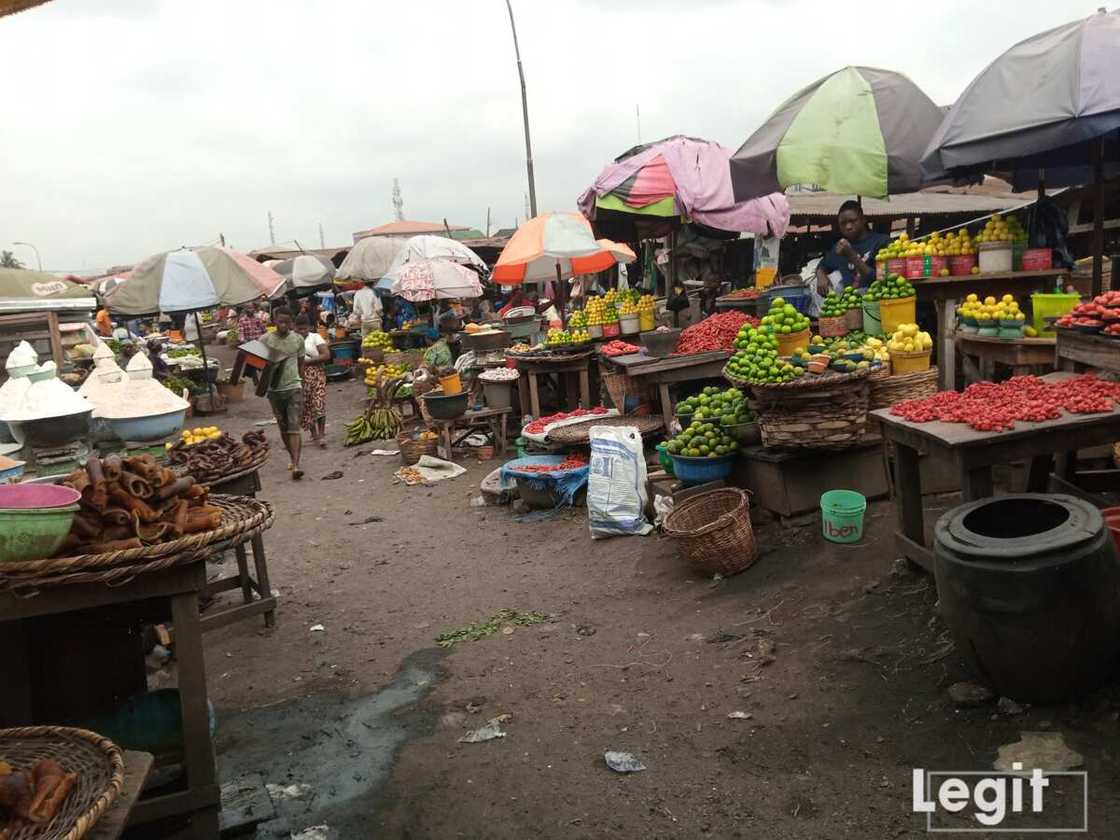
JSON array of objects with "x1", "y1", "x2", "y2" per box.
[
  {"x1": 730, "y1": 66, "x2": 945, "y2": 201},
  {"x1": 334, "y1": 236, "x2": 404, "y2": 283},
  {"x1": 579, "y1": 135, "x2": 790, "y2": 238},
  {"x1": 0, "y1": 269, "x2": 96, "y2": 313}
]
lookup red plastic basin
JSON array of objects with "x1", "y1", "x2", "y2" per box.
[
  {"x1": 0, "y1": 483, "x2": 81, "y2": 510},
  {"x1": 1104, "y1": 507, "x2": 1120, "y2": 554}
]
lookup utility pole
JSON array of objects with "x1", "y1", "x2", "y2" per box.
[
  {"x1": 219, "y1": 233, "x2": 226, "y2": 247},
  {"x1": 318, "y1": 223, "x2": 325, "y2": 249},
  {"x1": 636, "y1": 104, "x2": 641, "y2": 144},
  {"x1": 505, "y1": 0, "x2": 537, "y2": 218},
  {"x1": 392, "y1": 179, "x2": 405, "y2": 221},
  {"x1": 486, "y1": 207, "x2": 491, "y2": 238},
  {"x1": 267, "y1": 212, "x2": 276, "y2": 245},
  {"x1": 524, "y1": 193, "x2": 530, "y2": 222}
]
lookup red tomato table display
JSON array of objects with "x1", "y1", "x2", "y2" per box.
[
  {"x1": 522, "y1": 406, "x2": 610, "y2": 436},
  {"x1": 600, "y1": 340, "x2": 641, "y2": 357},
  {"x1": 675, "y1": 311, "x2": 759, "y2": 355},
  {"x1": 890, "y1": 374, "x2": 1120, "y2": 432}
]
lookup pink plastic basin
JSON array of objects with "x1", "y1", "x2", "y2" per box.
[{"x1": 0, "y1": 483, "x2": 81, "y2": 510}]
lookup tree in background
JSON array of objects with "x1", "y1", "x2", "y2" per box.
[{"x1": 0, "y1": 250, "x2": 24, "y2": 269}]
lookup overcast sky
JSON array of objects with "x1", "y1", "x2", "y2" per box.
[{"x1": 0, "y1": 0, "x2": 1091, "y2": 273}]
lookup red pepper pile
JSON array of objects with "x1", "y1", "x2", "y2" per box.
[
  {"x1": 891, "y1": 375, "x2": 1120, "y2": 432},
  {"x1": 515, "y1": 454, "x2": 589, "y2": 473},
  {"x1": 523, "y1": 406, "x2": 609, "y2": 435},
  {"x1": 675, "y1": 311, "x2": 759, "y2": 355},
  {"x1": 601, "y1": 340, "x2": 641, "y2": 357}
]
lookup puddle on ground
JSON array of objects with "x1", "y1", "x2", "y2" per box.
[{"x1": 215, "y1": 648, "x2": 445, "y2": 838}]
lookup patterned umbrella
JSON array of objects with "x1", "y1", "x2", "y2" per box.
[
  {"x1": 391, "y1": 260, "x2": 483, "y2": 302},
  {"x1": 334, "y1": 237, "x2": 404, "y2": 283},
  {"x1": 269, "y1": 254, "x2": 335, "y2": 297},
  {"x1": 105, "y1": 247, "x2": 284, "y2": 315},
  {"x1": 730, "y1": 66, "x2": 945, "y2": 200},
  {"x1": 378, "y1": 235, "x2": 488, "y2": 290},
  {"x1": 492, "y1": 212, "x2": 634, "y2": 286}
]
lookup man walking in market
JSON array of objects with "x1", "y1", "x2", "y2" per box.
[
  {"x1": 815, "y1": 199, "x2": 891, "y2": 294},
  {"x1": 260, "y1": 307, "x2": 306, "y2": 480}
]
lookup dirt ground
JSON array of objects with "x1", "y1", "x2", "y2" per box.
[{"x1": 195, "y1": 346, "x2": 1120, "y2": 839}]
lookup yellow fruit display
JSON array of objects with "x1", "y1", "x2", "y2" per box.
[
  {"x1": 365, "y1": 363, "x2": 410, "y2": 386},
  {"x1": 584, "y1": 297, "x2": 608, "y2": 326},
  {"x1": 180, "y1": 426, "x2": 222, "y2": 447},
  {"x1": 887, "y1": 323, "x2": 932, "y2": 353},
  {"x1": 361, "y1": 330, "x2": 393, "y2": 350},
  {"x1": 958, "y1": 292, "x2": 1025, "y2": 323}
]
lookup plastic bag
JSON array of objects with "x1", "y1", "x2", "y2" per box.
[{"x1": 588, "y1": 425, "x2": 653, "y2": 539}]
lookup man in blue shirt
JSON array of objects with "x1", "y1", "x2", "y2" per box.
[{"x1": 816, "y1": 200, "x2": 891, "y2": 294}]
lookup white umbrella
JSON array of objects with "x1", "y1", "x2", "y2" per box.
[
  {"x1": 379, "y1": 235, "x2": 488, "y2": 289},
  {"x1": 335, "y1": 237, "x2": 404, "y2": 281}
]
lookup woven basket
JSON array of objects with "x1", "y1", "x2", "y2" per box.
[
  {"x1": 818, "y1": 315, "x2": 847, "y2": 337},
  {"x1": 0, "y1": 726, "x2": 125, "y2": 840},
  {"x1": 545, "y1": 415, "x2": 663, "y2": 445},
  {"x1": 663, "y1": 488, "x2": 758, "y2": 577},
  {"x1": 398, "y1": 432, "x2": 437, "y2": 465},
  {"x1": 601, "y1": 371, "x2": 649, "y2": 414},
  {"x1": 868, "y1": 367, "x2": 938, "y2": 412},
  {"x1": 0, "y1": 495, "x2": 274, "y2": 592},
  {"x1": 751, "y1": 370, "x2": 870, "y2": 450}
]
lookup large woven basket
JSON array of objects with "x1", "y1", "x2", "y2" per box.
[
  {"x1": 546, "y1": 415, "x2": 663, "y2": 445},
  {"x1": 0, "y1": 495, "x2": 273, "y2": 592},
  {"x1": 601, "y1": 371, "x2": 649, "y2": 414},
  {"x1": 751, "y1": 369, "x2": 870, "y2": 450},
  {"x1": 397, "y1": 432, "x2": 437, "y2": 465},
  {"x1": 663, "y1": 488, "x2": 758, "y2": 577},
  {"x1": 868, "y1": 367, "x2": 938, "y2": 412},
  {"x1": 0, "y1": 726, "x2": 125, "y2": 840}
]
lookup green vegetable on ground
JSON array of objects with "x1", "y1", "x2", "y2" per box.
[{"x1": 436, "y1": 609, "x2": 549, "y2": 647}]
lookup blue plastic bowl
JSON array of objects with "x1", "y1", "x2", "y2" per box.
[{"x1": 669, "y1": 453, "x2": 736, "y2": 486}]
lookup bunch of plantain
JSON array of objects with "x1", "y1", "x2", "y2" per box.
[{"x1": 342, "y1": 375, "x2": 406, "y2": 446}]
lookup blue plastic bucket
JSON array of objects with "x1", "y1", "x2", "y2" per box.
[
  {"x1": 820, "y1": 489, "x2": 867, "y2": 544},
  {"x1": 670, "y1": 453, "x2": 735, "y2": 486}
]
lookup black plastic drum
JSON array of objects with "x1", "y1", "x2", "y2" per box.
[{"x1": 934, "y1": 494, "x2": 1120, "y2": 703}]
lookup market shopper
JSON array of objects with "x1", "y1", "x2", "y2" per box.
[
  {"x1": 260, "y1": 307, "x2": 306, "y2": 480},
  {"x1": 238, "y1": 303, "x2": 266, "y2": 342},
  {"x1": 295, "y1": 313, "x2": 329, "y2": 448},
  {"x1": 815, "y1": 200, "x2": 891, "y2": 294},
  {"x1": 352, "y1": 279, "x2": 383, "y2": 336}
]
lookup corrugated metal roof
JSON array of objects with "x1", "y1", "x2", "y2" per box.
[
  {"x1": 787, "y1": 191, "x2": 1029, "y2": 222},
  {"x1": 352, "y1": 220, "x2": 469, "y2": 241}
]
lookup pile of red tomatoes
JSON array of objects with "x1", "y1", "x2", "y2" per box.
[
  {"x1": 522, "y1": 406, "x2": 609, "y2": 435},
  {"x1": 675, "y1": 311, "x2": 759, "y2": 355},
  {"x1": 515, "y1": 454, "x2": 589, "y2": 473},
  {"x1": 891, "y1": 375, "x2": 1120, "y2": 432},
  {"x1": 600, "y1": 340, "x2": 640, "y2": 357}
]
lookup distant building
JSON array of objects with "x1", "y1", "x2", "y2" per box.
[{"x1": 351, "y1": 220, "x2": 470, "y2": 242}]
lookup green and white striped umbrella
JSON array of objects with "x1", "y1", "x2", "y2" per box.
[{"x1": 730, "y1": 66, "x2": 945, "y2": 200}]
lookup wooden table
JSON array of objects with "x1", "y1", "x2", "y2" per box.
[
  {"x1": 913, "y1": 269, "x2": 1069, "y2": 389},
  {"x1": 514, "y1": 355, "x2": 592, "y2": 419},
  {"x1": 0, "y1": 564, "x2": 219, "y2": 839},
  {"x1": 199, "y1": 468, "x2": 276, "y2": 633},
  {"x1": 873, "y1": 372, "x2": 1120, "y2": 573},
  {"x1": 87, "y1": 750, "x2": 154, "y2": 840},
  {"x1": 599, "y1": 351, "x2": 731, "y2": 429},
  {"x1": 1056, "y1": 330, "x2": 1120, "y2": 374},
  {"x1": 431, "y1": 407, "x2": 512, "y2": 459},
  {"x1": 955, "y1": 333, "x2": 1057, "y2": 383}
]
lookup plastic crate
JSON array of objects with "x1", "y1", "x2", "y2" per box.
[{"x1": 761, "y1": 284, "x2": 812, "y2": 315}]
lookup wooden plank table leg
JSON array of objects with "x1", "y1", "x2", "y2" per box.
[
  {"x1": 579, "y1": 368, "x2": 590, "y2": 408},
  {"x1": 497, "y1": 414, "x2": 507, "y2": 455},
  {"x1": 169, "y1": 591, "x2": 220, "y2": 840},
  {"x1": 658, "y1": 382, "x2": 673, "y2": 430},
  {"x1": 233, "y1": 543, "x2": 253, "y2": 605},
  {"x1": 1026, "y1": 454, "x2": 1053, "y2": 493},
  {"x1": 528, "y1": 372, "x2": 541, "y2": 419},
  {"x1": 517, "y1": 371, "x2": 530, "y2": 417},
  {"x1": 894, "y1": 442, "x2": 926, "y2": 553},
  {"x1": 938, "y1": 299, "x2": 956, "y2": 391},
  {"x1": 250, "y1": 533, "x2": 275, "y2": 627},
  {"x1": 961, "y1": 463, "x2": 994, "y2": 501},
  {"x1": 978, "y1": 355, "x2": 995, "y2": 383}
]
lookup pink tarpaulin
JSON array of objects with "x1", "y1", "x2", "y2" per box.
[{"x1": 579, "y1": 136, "x2": 790, "y2": 237}]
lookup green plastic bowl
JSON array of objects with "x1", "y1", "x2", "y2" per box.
[{"x1": 0, "y1": 504, "x2": 79, "y2": 562}]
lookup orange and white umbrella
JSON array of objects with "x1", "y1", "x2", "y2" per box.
[{"x1": 492, "y1": 212, "x2": 634, "y2": 286}]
